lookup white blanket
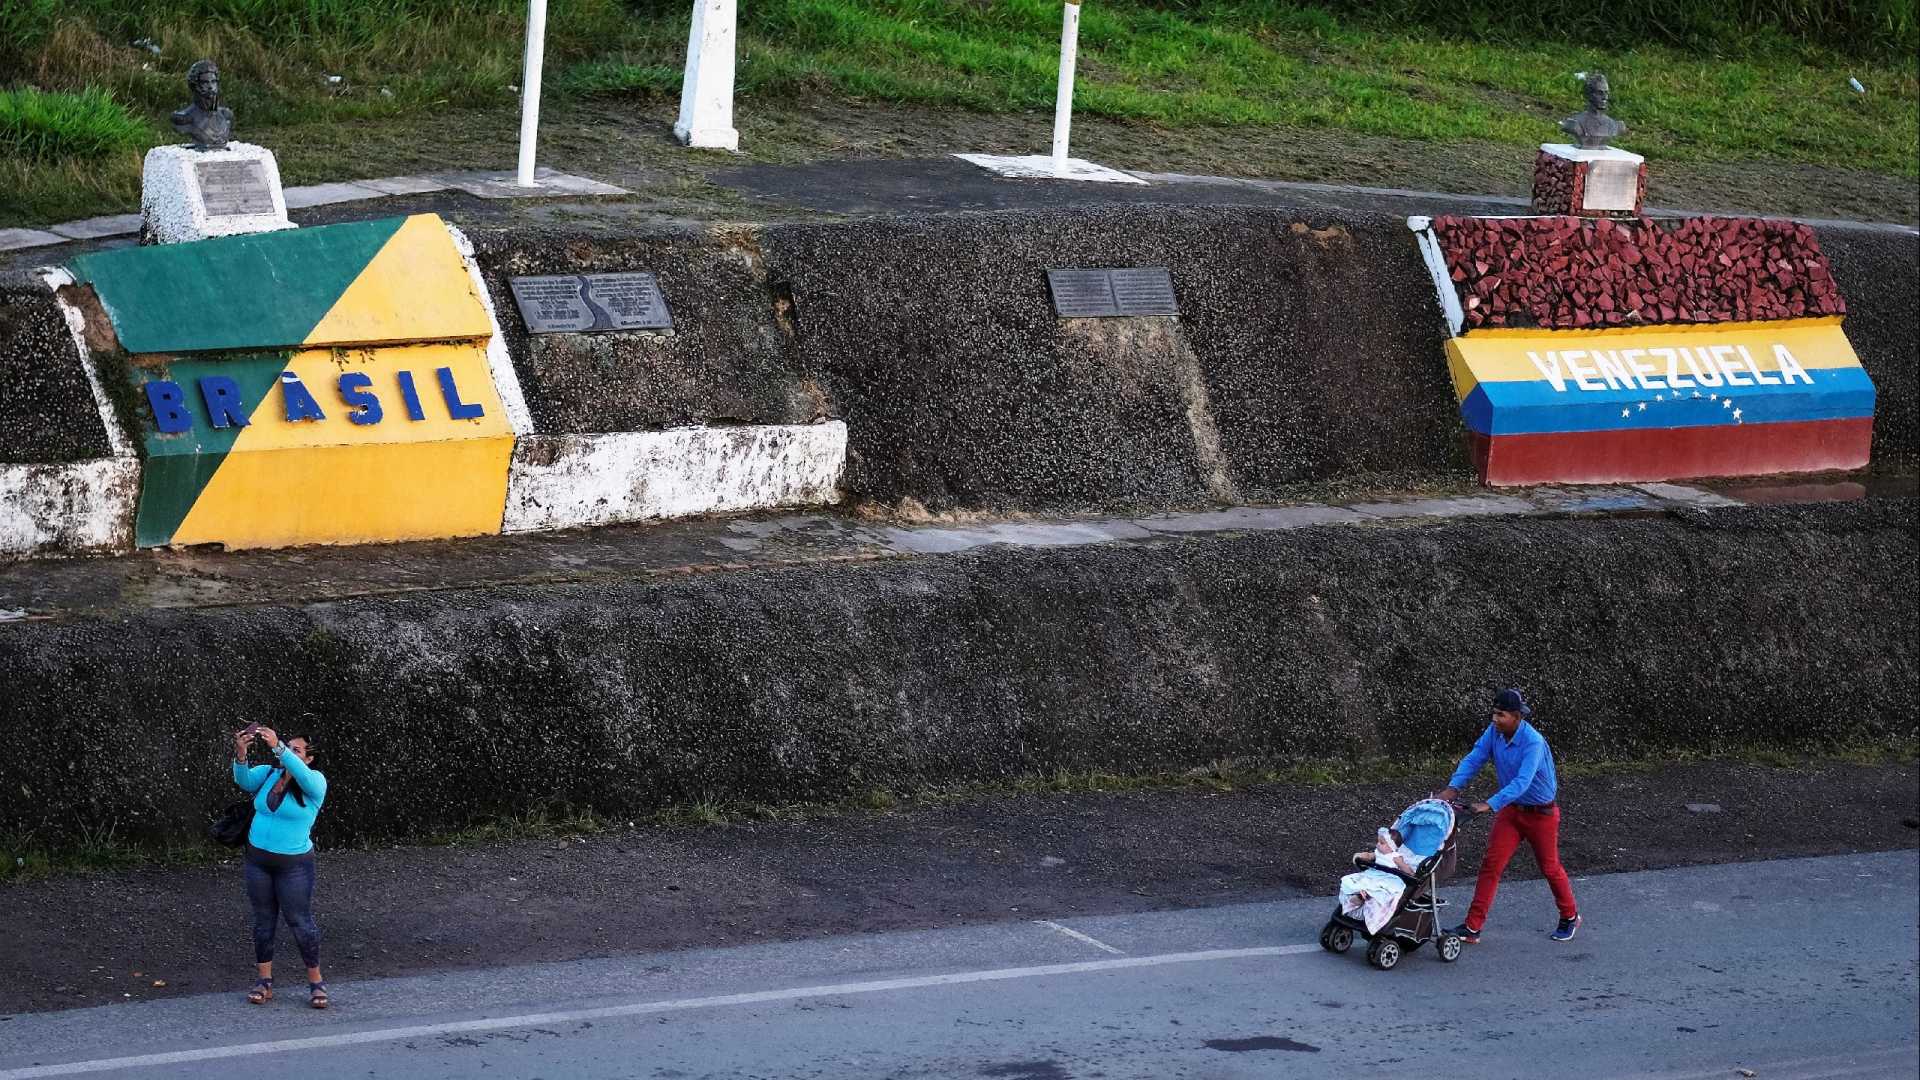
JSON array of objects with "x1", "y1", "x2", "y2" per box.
[{"x1": 1339, "y1": 866, "x2": 1409, "y2": 934}]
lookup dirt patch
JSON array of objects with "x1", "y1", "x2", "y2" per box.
[
  {"x1": 49, "y1": 95, "x2": 1920, "y2": 239},
  {"x1": 0, "y1": 759, "x2": 1911, "y2": 1016}
]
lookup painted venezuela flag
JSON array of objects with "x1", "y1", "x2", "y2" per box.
[{"x1": 1423, "y1": 214, "x2": 1874, "y2": 486}]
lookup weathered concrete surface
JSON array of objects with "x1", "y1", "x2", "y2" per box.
[
  {"x1": 0, "y1": 499, "x2": 1909, "y2": 844},
  {"x1": 0, "y1": 275, "x2": 113, "y2": 464},
  {"x1": 0, "y1": 458, "x2": 137, "y2": 557},
  {"x1": 502, "y1": 422, "x2": 847, "y2": 532},
  {"x1": 466, "y1": 225, "x2": 828, "y2": 435},
  {"x1": 763, "y1": 206, "x2": 1469, "y2": 512},
  {"x1": 1820, "y1": 224, "x2": 1920, "y2": 473},
  {"x1": 0, "y1": 482, "x2": 1788, "y2": 620}
]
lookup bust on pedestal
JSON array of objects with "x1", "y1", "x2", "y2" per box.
[
  {"x1": 141, "y1": 60, "x2": 294, "y2": 244},
  {"x1": 1532, "y1": 72, "x2": 1645, "y2": 218}
]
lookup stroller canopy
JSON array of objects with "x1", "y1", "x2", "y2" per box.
[{"x1": 1392, "y1": 798, "x2": 1455, "y2": 859}]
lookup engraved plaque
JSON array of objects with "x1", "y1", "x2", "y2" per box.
[
  {"x1": 1108, "y1": 268, "x2": 1178, "y2": 315},
  {"x1": 1048, "y1": 268, "x2": 1178, "y2": 318},
  {"x1": 1048, "y1": 269, "x2": 1117, "y2": 317},
  {"x1": 1581, "y1": 158, "x2": 1639, "y2": 212},
  {"x1": 195, "y1": 159, "x2": 276, "y2": 217},
  {"x1": 509, "y1": 272, "x2": 672, "y2": 334}
]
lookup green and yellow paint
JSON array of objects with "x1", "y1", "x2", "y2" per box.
[{"x1": 69, "y1": 214, "x2": 515, "y2": 549}]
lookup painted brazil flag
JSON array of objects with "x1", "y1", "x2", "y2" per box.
[{"x1": 68, "y1": 214, "x2": 513, "y2": 549}]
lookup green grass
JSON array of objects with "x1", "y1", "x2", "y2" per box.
[
  {"x1": 2, "y1": 1, "x2": 1916, "y2": 225},
  {"x1": 0, "y1": 86, "x2": 151, "y2": 161}
]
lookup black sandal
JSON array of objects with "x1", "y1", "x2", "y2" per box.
[
  {"x1": 246, "y1": 978, "x2": 273, "y2": 1004},
  {"x1": 308, "y1": 981, "x2": 329, "y2": 1009}
]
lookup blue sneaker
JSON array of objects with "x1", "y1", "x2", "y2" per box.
[
  {"x1": 1447, "y1": 923, "x2": 1481, "y2": 944},
  {"x1": 1551, "y1": 914, "x2": 1581, "y2": 941}
]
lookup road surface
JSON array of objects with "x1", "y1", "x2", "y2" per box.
[{"x1": 1, "y1": 853, "x2": 1913, "y2": 1079}]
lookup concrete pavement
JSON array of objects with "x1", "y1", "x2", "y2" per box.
[{"x1": 1, "y1": 853, "x2": 1913, "y2": 1078}]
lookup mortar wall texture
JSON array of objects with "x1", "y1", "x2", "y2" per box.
[
  {"x1": 468, "y1": 226, "x2": 827, "y2": 435},
  {"x1": 0, "y1": 277, "x2": 113, "y2": 464},
  {"x1": 0, "y1": 501, "x2": 1909, "y2": 844},
  {"x1": 761, "y1": 206, "x2": 1467, "y2": 511},
  {"x1": 1818, "y1": 226, "x2": 1919, "y2": 472}
]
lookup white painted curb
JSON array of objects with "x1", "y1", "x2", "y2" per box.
[
  {"x1": 503, "y1": 422, "x2": 847, "y2": 533},
  {"x1": 1407, "y1": 216, "x2": 1465, "y2": 338}
]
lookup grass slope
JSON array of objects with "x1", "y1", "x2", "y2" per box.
[{"x1": 2, "y1": 1, "x2": 1915, "y2": 226}]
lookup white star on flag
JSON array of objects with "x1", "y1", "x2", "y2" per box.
[
  {"x1": 1620, "y1": 408, "x2": 1630, "y2": 418},
  {"x1": 1722, "y1": 399, "x2": 1732, "y2": 409},
  {"x1": 1656, "y1": 394, "x2": 1665, "y2": 401},
  {"x1": 1638, "y1": 402, "x2": 1647, "y2": 411},
  {"x1": 1710, "y1": 393, "x2": 1719, "y2": 400},
  {"x1": 1733, "y1": 408, "x2": 1743, "y2": 420},
  {"x1": 1692, "y1": 391, "x2": 1702, "y2": 398}
]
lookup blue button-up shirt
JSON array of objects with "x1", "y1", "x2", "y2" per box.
[{"x1": 1448, "y1": 719, "x2": 1557, "y2": 811}]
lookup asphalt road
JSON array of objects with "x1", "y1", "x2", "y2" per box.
[{"x1": 1, "y1": 853, "x2": 1914, "y2": 1079}]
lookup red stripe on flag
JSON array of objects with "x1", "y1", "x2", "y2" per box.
[{"x1": 1470, "y1": 417, "x2": 1873, "y2": 486}]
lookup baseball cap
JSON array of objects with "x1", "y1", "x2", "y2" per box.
[{"x1": 1493, "y1": 688, "x2": 1531, "y2": 716}]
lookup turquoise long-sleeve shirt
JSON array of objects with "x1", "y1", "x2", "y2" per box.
[
  {"x1": 1447, "y1": 719, "x2": 1557, "y2": 812},
  {"x1": 232, "y1": 746, "x2": 328, "y2": 855}
]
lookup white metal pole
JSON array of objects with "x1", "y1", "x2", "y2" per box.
[
  {"x1": 1051, "y1": 3, "x2": 1081, "y2": 177},
  {"x1": 516, "y1": 0, "x2": 549, "y2": 187}
]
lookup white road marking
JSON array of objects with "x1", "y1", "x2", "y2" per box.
[
  {"x1": 0, "y1": 943, "x2": 1320, "y2": 1078},
  {"x1": 1034, "y1": 919, "x2": 1125, "y2": 954},
  {"x1": 1632, "y1": 1048, "x2": 1919, "y2": 1080}
]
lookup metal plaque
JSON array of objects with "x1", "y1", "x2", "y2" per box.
[
  {"x1": 1108, "y1": 268, "x2": 1179, "y2": 315},
  {"x1": 1581, "y1": 158, "x2": 1639, "y2": 212},
  {"x1": 195, "y1": 159, "x2": 276, "y2": 217},
  {"x1": 509, "y1": 272, "x2": 673, "y2": 334},
  {"x1": 1047, "y1": 268, "x2": 1178, "y2": 318}
]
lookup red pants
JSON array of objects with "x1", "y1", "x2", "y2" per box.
[{"x1": 1466, "y1": 804, "x2": 1578, "y2": 929}]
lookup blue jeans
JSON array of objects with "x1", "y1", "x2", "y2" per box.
[{"x1": 244, "y1": 849, "x2": 321, "y2": 968}]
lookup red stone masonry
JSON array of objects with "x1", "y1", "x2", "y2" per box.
[
  {"x1": 1431, "y1": 214, "x2": 1845, "y2": 331},
  {"x1": 1530, "y1": 151, "x2": 1646, "y2": 219}
]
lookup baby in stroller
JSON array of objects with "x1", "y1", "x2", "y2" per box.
[
  {"x1": 1339, "y1": 827, "x2": 1417, "y2": 933},
  {"x1": 1320, "y1": 797, "x2": 1466, "y2": 970}
]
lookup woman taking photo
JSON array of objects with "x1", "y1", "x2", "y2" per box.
[{"x1": 231, "y1": 724, "x2": 330, "y2": 1008}]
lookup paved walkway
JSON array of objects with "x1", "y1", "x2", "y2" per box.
[
  {"x1": 0, "y1": 169, "x2": 627, "y2": 253},
  {"x1": 0, "y1": 854, "x2": 1912, "y2": 1078},
  {"x1": 10, "y1": 156, "x2": 1914, "y2": 260},
  {"x1": 3, "y1": 478, "x2": 1881, "y2": 623}
]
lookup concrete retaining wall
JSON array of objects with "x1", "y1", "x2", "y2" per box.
[
  {"x1": 0, "y1": 500, "x2": 1910, "y2": 844},
  {"x1": 0, "y1": 209, "x2": 1914, "y2": 556},
  {"x1": 0, "y1": 272, "x2": 136, "y2": 556},
  {"x1": 1820, "y1": 226, "x2": 1919, "y2": 472},
  {"x1": 763, "y1": 207, "x2": 1468, "y2": 511}
]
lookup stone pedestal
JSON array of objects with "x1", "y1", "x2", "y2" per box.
[
  {"x1": 140, "y1": 142, "x2": 294, "y2": 245},
  {"x1": 1532, "y1": 144, "x2": 1646, "y2": 218}
]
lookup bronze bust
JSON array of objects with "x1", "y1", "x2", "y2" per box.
[
  {"x1": 171, "y1": 60, "x2": 234, "y2": 150},
  {"x1": 1559, "y1": 72, "x2": 1625, "y2": 150}
]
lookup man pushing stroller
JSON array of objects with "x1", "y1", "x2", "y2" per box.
[{"x1": 1437, "y1": 688, "x2": 1582, "y2": 944}]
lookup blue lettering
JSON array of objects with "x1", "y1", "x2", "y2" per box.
[
  {"x1": 144, "y1": 380, "x2": 192, "y2": 434},
  {"x1": 197, "y1": 376, "x2": 249, "y2": 429},
  {"x1": 395, "y1": 370, "x2": 426, "y2": 421},
  {"x1": 437, "y1": 367, "x2": 484, "y2": 420},
  {"x1": 280, "y1": 372, "x2": 326, "y2": 423},
  {"x1": 337, "y1": 373, "x2": 384, "y2": 426}
]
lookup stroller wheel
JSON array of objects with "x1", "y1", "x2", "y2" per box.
[
  {"x1": 1366, "y1": 936, "x2": 1402, "y2": 970},
  {"x1": 1437, "y1": 934, "x2": 1463, "y2": 963},
  {"x1": 1320, "y1": 922, "x2": 1353, "y2": 954}
]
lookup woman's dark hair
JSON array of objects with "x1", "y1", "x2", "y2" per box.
[
  {"x1": 1389, "y1": 827, "x2": 1404, "y2": 847},
  {"x1": 277, "y1": 735, "x2": 313, "y2": 807}
]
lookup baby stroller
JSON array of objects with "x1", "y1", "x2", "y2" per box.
[{"x1": 1319, "y1": 798, "x2": 1463, "y2": 970}]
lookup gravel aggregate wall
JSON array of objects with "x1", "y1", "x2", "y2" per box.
[{"x1": 1, "y1": 500, "x2": 1909, "y2": 845}]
